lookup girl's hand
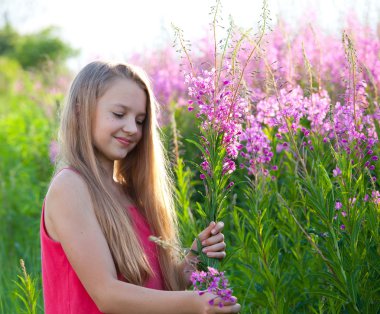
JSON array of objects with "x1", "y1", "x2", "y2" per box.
[
  {"x1": 194, "y1": 291, "x2": 241, "y2": 313},
  {"x1": 181, "y1": 221, "x2": 226, "y2": 286},
  {"x1": 191, "y1": 221, "x2": 226, "y2": 259}
]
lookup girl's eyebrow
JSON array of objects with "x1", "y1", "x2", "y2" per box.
[{"x1": 114, "y1": 103, "x2": 146, "y2": 116}]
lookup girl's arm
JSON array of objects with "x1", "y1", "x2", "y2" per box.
[{"x1": 45, "y1": 170, "x2": 240, "y2": 314}]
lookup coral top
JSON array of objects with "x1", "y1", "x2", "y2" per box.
[{"x1": 40, "y1": 179, "x2": 164, "y2": 313}]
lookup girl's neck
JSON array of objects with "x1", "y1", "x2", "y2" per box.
[
  {"x1": 97, "y1": 156, "x2": 115, "y2": 181},
  {"x1": 96, "y1": 157, "x2": 134, "y2": 208}
]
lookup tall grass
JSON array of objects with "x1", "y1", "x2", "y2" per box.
[
  {"x1": 168, "y1": 1, "x2": 380, "y2": 312},
  {"x1": 0, "y1": 57, "x2": 58, "y2": 313}
]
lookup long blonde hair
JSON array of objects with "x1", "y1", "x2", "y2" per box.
[{"x1": 57, "y1": 61, "x2": 185, "y2": 290}]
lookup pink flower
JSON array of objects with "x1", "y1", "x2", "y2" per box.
[
  {"x1": 372, "y1": 191, "x2": 380, "y2": 204},
  {"x1": 185, "y1": 64, "x2": 247, "y2": 176},
  {"x1": 332, "y1": 167, "x2": 342, "y2": 177},
  {"x1": 276, "y1": 142, "x2": 289, "y2": 153},
  {"x1": 49, "y1": 140, "x2": 59, "y2": 164},
  {"x1": 191, "y1": 267, "x2": 235, "y2": 307},
  {"x1": 240, "y1": 115, "x2": 273, "y2": 175},
  {"x1": 335, "y1": 202, "x2": 343, "y2": 210}
]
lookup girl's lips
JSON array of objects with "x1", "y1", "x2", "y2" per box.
[{"x1": 115, "y1": 137, "x2": 131, "y2": 146}]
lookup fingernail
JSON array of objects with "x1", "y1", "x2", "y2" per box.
[{"x1": 211, "y1": 229, "x2": 216, "y2": 235}]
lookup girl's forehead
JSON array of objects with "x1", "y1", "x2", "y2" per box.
[
  {"x1": 98, "y1": 78, "x2": 147, "y2": 111},
  {"x1": 104, "y1": 78, "x2": 141, "y2": 93}
]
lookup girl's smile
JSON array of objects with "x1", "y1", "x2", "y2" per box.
[{"x1": 114, "y1": 137, "x2": 132, "y2": 146}]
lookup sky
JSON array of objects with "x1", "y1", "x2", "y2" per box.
[{"x1": 1, "y1": 0, "x2": 379, "y2": 71}]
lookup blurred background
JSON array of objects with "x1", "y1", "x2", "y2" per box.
[{"x1": 1, "y1": 0, "x2": 379, "y2": 70}]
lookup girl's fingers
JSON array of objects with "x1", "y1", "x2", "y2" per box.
[
  {"x1": 211, "y1": 296, "x2": 240, "y2": 313},
  {"x1": 202, "y1": 241, "x2": 226, "y2": 254},
  {"x1": 192, "y1": 221, "x2": 225, "y2": 253},
  {"x1": 217, "y1": 303, "x2": 241, "y2": 313},
  {"x1": 202, "y1": 232, "x2": 224, "y2": 246},
  {"x1": 211, "y1": 221, "x2": 224, "y2": 235},
  {"x1": 197, "y1": 221, "x2": 216, "y2": 242},
  {"x1": 198, "y1": 221, "x2": 224, "y2": 241},
  {"x1": 204, "y1": 251, "x2": 226, "y2": 259}
]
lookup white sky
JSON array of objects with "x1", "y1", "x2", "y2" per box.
[{"x1": 1, "y1": 0, "x2": 379, "y2": 71}]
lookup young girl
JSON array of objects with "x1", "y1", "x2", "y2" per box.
[{"x1": 40, "y1": 61, "x2": 241, "y2": 313}]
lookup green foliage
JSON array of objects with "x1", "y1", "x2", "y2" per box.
[
  {"x1": 166, "y1": 96, "x2": 375, "y2": 312},
  {"x1": 0, "y1": 55, "x2": 57, "y2": 313},
  {"x1": 223, "y1": 127, "x2": 380, "y2": 313},
  {"x1": 0, "y1": 22, "x2": 18, "y2": 55},
  {"x1": 173, "y1": 156, "x2": 198, "y2": 246},
  {"x1": 12, "y1": 260, "x2": 40, "y2": 314},
  {"x1": 0, "y1": 21, "x2": 77, "y2": 70},
  {"x1": 11, "y1": 26, "x2": 76, "y2": 70}
]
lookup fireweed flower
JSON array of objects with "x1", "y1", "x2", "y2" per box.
[
  {"x1": 49, "y1": 140, "x2": 59, "y2": 164},
  {"x1": 240, "y1": 115, "x2": 273, "y2": 176},
  {"x1": 333, "y1": 167, "x2": 342, "y2": 177},
  {"x1": 185, "y1": 65, "x2": 247, "y2": 175},
  {"x1": 345, "y1": 16, "x2": 380, "y2": 91},
  {"x1": 372, "y1": 191, "x2": 380, "y2": 205},
  {"x1": 335, "y1": 202, "x2": 343, "y2": 210},
  {"x1": 276, "y1": 142, "x2": 289, "y2": 153},
  {"x1": 130, "y1": 48, "x2": 188, "y2": 125},
  {"x1": 331, "y1": 82, "x2": 378, "y2": 156},
  {"x1": 256, "y1": 85, "x2": 306, "y2": 134},
  {"x1": 304, "y1": 89, "x2": 332, "y2": 134},
  {"x1": 191, "y1": 267, "x2": 235, "y2": 307}
]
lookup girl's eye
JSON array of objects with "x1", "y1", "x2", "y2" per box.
[
  {"x1": 136, "y1": 120, "x2": 145, "y2": 125},
  {"x1": 113, "y1": 112, "x2": 124, "y2": 118}
]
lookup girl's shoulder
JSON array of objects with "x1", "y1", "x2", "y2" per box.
[
  {"x1": 47, "y1": 167, "x2": 89, "y2": 201},
  {"x1": 44, "y1": 167, "x2": 94, "y2": 242}
]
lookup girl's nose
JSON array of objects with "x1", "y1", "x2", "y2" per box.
[{"x1": 122, "y1": 119, "x2": 137, "y2": 134}]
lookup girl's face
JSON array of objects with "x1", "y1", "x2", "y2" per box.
[{"x1": 92, "y1": 78, "x2": 147, "y2": 166}]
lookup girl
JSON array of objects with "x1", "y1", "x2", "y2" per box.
[{"x1": 41, "y1": 61, "x2": 241, "y2": 314}]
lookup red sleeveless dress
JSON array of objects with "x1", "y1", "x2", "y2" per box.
[{"x1": 40, "y1": 171, "x2": 164, "y2": 313}]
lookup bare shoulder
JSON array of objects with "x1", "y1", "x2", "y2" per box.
[
  {"x1": 43, "y1": 168, "x2": 119, "y2": 305},
  {"x1": 44, "y1": 168, "x2": 94, "y2": 241},
  {"x1": 46, "y1": 168, "x2": 90, "y2": 203}
]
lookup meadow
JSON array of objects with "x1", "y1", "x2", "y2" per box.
[{"x1": 0, "y1": 3, "x2": 379, "y2": 313}]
